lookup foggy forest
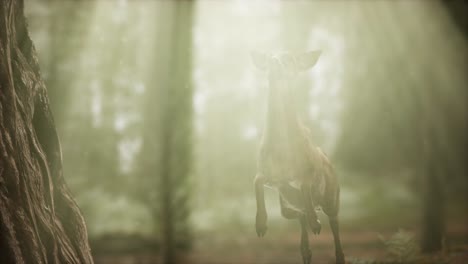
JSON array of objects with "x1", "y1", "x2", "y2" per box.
[{"x1": 0, "y1": 0, "x2": 467, "y2": 264}]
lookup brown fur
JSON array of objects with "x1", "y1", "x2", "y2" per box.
[{"x1": 253, "y1": 51, "x2": 344, "y2": 264}]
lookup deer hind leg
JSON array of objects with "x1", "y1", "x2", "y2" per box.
[
  {"x1": 299, "y1": 215, "x2": 312, "y2": 264},
  {"x1": 279, "y1": 186, "x2": 311, "y2": 264},
  {"x1": 322, "y1": 189, "x2": 345, "y2": 264},
  {"x1": 278, "y1": 184, "x2": 304, "y2": 219},
  {"x1": 300, "y1": 183, "x2": 321, "y2": 234},
  {"x1": 279, "y1": 194, "x2": 303, "y2": 219},
  {"x1": 254, "y1": 174, "x2": 267, "y2": 237}
]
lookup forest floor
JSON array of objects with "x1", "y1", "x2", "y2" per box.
[{"x1": 93, "y1": 222, "x2": 468, "y2": 264}]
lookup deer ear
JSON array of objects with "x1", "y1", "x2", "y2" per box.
[
  {"x1": 295, "y1": 50, "x2": 321, "y2": 72},
  {"x1": 251, "y1": 51, "x2": 270, "y2": 71}
]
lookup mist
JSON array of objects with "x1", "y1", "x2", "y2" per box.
[{"x1": 18, "y1": 0, "x2": 468, "y2": 263}]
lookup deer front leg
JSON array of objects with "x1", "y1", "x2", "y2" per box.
[
  {"x1": 299, "y1": 216, "x2": 312, "y2": 264},
  {"x1": 254, "y1": 174, "x2": 267, "y2": 237},
  {"x1": 300, "y1": 183, "x2": 321, "y2": 234}
]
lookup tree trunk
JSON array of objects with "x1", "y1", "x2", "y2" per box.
[
  {"x1": 0, "y1": 1, "x2": 93, "y2": 263},
  {"x1": 138, "y1": 1, "x2": 194, "y2": 263},
  {"x1": 418, "y1": 78, "x2": 448, "y2": 253},
  {"x1": 440, "y1": 0, "x2": 468, "y2": 240},
  {"x1": 421, "y1": 155, "x2": 445, "y2": 252},
  {"x1": 158, "y1": 2, "x2": 194, "y2": 262}
]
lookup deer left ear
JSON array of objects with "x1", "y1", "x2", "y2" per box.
[{"x1": 295, "y1": 50, "x2": 321, "y2": 72}]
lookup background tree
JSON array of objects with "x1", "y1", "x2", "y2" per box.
[
  {"x1": 138, "y1": 1, "x2": 195, "y2": 263},
  {"x1": 333, "y1": 0, "x2": 468, "y2": 253},
  {"x1": 280, "y1": 1, "x2": 313, "y2": 126},
  {"x1": 46, "y1": 1, "x2": 88, "y2": 127},
  {"x1": 0, "y1": 0, "x2": 93, "y2": 263}
]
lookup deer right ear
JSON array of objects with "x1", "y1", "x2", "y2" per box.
[
  {"x1": 295, "y1": 50, "x2": 321, "y2": 72},
  {"x1": 251, "y1": 51, "x2": 270, "y2": 71}
]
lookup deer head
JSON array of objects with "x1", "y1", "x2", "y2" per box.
[
  {"x1": 251, "y1": 50, "x2": 321, "y2": 104},
  {"x1": 251, "y1": 51, "x2": 321, "y2": 128},
  {"x1": 251, "y1": 50, "x2": 321, "y2": 78}
]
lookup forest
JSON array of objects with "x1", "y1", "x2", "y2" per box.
[{"x1": 0, "y1": 0, "x2": 467, "y2": 263}]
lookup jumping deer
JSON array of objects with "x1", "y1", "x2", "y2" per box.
[{"x1": 252, "y1": 51, "x2": 345, "y2": 264}]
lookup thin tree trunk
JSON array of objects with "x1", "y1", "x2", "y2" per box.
[
  {"x1": 417, "y1": 77, "x2": 447, "y2": 253},
  {"x1": 0, "y1": 1, "x2": 93, "y2": 263},
  {"x1": 139, "y1": 1, "x2": 194, "y2": 263},
  {"x1": 421, "y1": 157, "x2": 445, "y2": 252},
  {"x1": 158, "y1": 2, "x2": 194, "y2": 262}
]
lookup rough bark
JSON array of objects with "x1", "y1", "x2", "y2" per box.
[{"x1": 0, "y1": 1, "x2": 93, "y2": 263}]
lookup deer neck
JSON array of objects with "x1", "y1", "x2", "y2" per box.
[{"x1": 264, "y1": 77, "x2": 302, "y2": 146}]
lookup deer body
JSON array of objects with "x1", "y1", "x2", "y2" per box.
[{"x1": 252, "y1": 51, "x2": 344, "y2": 264}]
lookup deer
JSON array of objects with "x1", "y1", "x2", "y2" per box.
[{"x1": 252, "y1": 50, "x2": 345, "y2": 264}]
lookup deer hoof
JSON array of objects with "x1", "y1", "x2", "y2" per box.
[
  {"x1": 310, "y1": 219, "x2": 321, "y2": 235},
  {"x1": 336, "y1": 252, "x2": 345, "y2": 264},
  {"x1": 256, "y1": 212, "x2": 268, "y2": 237},
  {"x1": 256, "y1": 223, "x2": 267, "y2": 237},
  {"x1": 301, "y1": 248, "x2": 312, "y2": 264}
]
